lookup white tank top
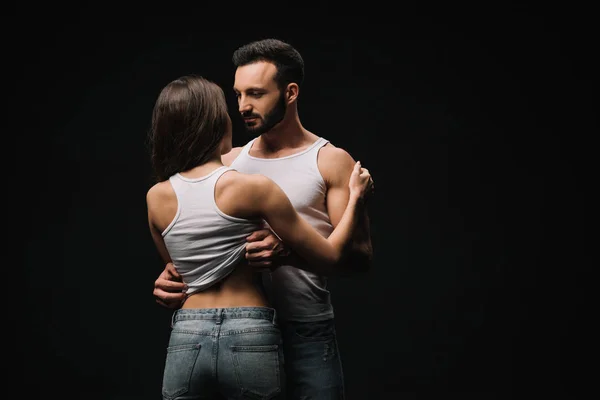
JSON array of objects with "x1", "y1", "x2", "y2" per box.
[
  {"x1": 230, "y1": 137, "x2": 335, "y2": 321},
  {"x1": 162, "y1": 166, "x2": 262, "y2": 295}
]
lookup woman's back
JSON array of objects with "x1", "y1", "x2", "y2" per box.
[{"x1": 149, "y1": 164, "x2": 266, "y2": 308}]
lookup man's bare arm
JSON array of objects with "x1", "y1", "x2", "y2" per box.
[
  {"x1": 266, "y1": 144, "x2": 373, "y2": 276},
  {"x1": 318, "y1": 144, "x2": 373, "y2": 274}
]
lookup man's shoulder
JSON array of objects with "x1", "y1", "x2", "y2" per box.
[
  {"x1": 319, "y1": 142, "x2": 353, "y2": 160},
  {"x1": 318, "y1": 142, "x2": 356, "y2": 175}
]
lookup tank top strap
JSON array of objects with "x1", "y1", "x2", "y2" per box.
[
  {"x1": 311, "y1": 137, "x2": 330, "y2": 151},
  {"x1": 304, "y1": 137, "x2": 330, "y2": 162},
  {"x1": 238, "y1": 138, "x2": 257, "y2": 157},
  {"x1": 211, "y1": 165, "x2": 236, "y2": 180}
]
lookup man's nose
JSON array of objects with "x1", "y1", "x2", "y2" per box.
[
  {"x1": 239, "y1": 103, "x2": 252, "y2": 114},
  {"x1": 238, "y1": 97, "x2": 252, "y2": 114}
]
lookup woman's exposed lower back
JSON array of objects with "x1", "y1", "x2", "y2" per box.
[{"x1": 182, "y1": 264, "x2": 268, "y2": 309}]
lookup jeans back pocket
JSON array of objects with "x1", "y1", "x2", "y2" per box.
[
  {"x1": 231, "y1": 344, "x2": 282, "y2": 399},
  {"x1": 162, "y1": 343, "x2": 201, "y2": 399}
]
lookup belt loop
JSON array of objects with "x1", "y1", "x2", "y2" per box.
[
  {"x1": 170, "y1": 310, "x2": 178, "y2": 328},
  {"x1": 272, "y1": 309, "x2": 277, "y2": 326},
  {"x1": 216, "y1": 308, "x2": 224, "y2": 325}
]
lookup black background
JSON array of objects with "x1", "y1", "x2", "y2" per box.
[{"x1": 14, "y1": 4, "x2": 594, "y2": 399}]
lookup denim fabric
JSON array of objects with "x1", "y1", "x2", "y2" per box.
[
  {"x1": 162, "y1": 307, "x2": 285, "y2": 399},
  {"x1": 280, "y1": 319, "x2": 345, "y2": 400}
]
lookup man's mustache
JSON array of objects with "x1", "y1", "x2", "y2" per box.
[{"x1": 241, "y1": 112, "x2": 261, "y2": 119}]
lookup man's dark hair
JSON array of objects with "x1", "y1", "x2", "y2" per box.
[{"x1": 232, "y1": 38, "x2": 304, "y2": 90}]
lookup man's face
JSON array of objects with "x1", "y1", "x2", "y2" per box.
[{"x1": 233, "y1": 61, "x2": 287, "y2": 136}]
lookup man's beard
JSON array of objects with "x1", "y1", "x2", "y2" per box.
[{"x1": 242, "y1": 93, "x2": 287, "y2": 137}]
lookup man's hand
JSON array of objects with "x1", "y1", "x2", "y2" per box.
[
  {"x1": 245, "y1": 229, "x2": 290, "y2": 270},
  {"x1": 153, "y1": 262, "x2": 187, "y2": 309}
]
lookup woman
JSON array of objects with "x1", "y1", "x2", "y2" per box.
[{"x1": 146, "y1": 75, "x2": 372, "y2": 400}]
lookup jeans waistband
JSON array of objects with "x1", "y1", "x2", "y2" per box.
[{"x1": 171, "y1": 306, "x2": 277, "y2": 327}]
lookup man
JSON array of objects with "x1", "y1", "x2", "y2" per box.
[{"x1": 153, "y1": 38, "x2": 374, "y2": 399}]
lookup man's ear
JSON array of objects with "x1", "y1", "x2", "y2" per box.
[{"x1": 286, "y1": 83, "x2": 299, "y2": 104}]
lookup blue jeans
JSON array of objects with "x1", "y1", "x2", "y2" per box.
[
  {"x1": 280, "y1": 319, "x2": 345, "y2": 400},
  {"x1": 162, "y1": 307, "x2": 285, "y2": 399}
]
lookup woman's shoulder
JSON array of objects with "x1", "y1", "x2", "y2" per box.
[
  {"x1": 146, "y1": 180, "x2": 176, "y2": 205},
  {"x1": 217, "y1": 169, "x2": 274, "y2": 196}
]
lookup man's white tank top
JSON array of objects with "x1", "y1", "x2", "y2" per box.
[
  {"x1": 162, "y1": 166, "x2": 262, "y2": 296},
  {"x1": 230, "y1": 137, "x2": 335, "y2": 322}
]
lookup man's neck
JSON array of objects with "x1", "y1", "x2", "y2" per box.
[{"x1": 256, "y1": 116, "x2": 313, "y2": 153}]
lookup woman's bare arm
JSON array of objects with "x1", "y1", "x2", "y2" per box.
[
  {"x1": 222, "y1": 162, "x2": 371, "y2": 269},
  {"x1": 146, "y1": 182, "x2": 175, "y2": 265}
]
